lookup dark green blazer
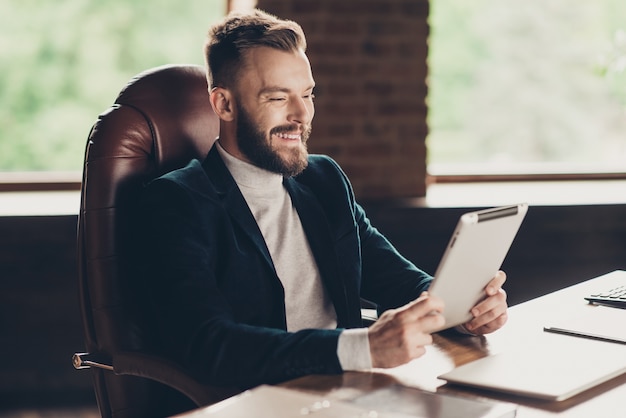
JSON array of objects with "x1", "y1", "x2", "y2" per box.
[{"x1": 141, "y1": 145, "x2": 431, "y2": 389}]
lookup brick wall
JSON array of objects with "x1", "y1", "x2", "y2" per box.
[{"x1": 255, "y1": 0, "x2": 430, "y2": 199}]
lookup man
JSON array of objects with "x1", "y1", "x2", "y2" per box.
[{"x1": 141, "y1": 9, "x2": 507, "y2": 391}]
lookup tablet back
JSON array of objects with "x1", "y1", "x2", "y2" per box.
[{"x1": 429, "y1": 203, "x2": 528, "y2": 330}]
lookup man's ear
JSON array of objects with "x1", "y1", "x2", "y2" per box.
[{"x1": 209, "y1": 87, "x2": 235, "y2": 122}]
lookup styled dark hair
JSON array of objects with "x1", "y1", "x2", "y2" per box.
[{"x1": 204, "y1": 9, "x2": 307, "y2": 89}]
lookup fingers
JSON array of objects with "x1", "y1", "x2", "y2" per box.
[
  {"x1": 368, "y1": 294, "x2": 445, "y2": 368},
  {"x1": 473, "y1": 311, "x2": 508, "y2": 334},
  {"x1": 470, "y1": 287, "x2": 507, "y2": 318},
  {"x1": 368, "y1": 271, "x2": 510, "y2": 369},
  {"x1": 374, "y1": 294, "x2": 445, "y2": 335},
  {"x1": 368, "y1": 321, "x2": 435, "y2": 368},
  {"x1": 485, "y1": 270, "x2": 506, "y2": 296},
  {"x1": 463, "y1": 271, "x2": 508, "y2": 334},
  {"x1": 465, "y1": 287, "x2": 508, "y2": 334},
  {"x1": 399, "y1": 292, "x2": 445, "y2": 325}
]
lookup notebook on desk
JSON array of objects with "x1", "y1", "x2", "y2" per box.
[
  {"x1": 544, "y1": 304, "x2": 626, "y2": 344},
  {"x1": 544, "y1": 270, "x2": 626, "y2": 344},
  {"x1": 438, "y1": 335, "x2": 626, "y2": 401}
]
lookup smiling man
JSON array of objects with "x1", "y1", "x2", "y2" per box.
[
  {"x1": 212, "y1": 44, "x2": 314, "y2": 177},
  {"x1": 140, "y1": 9, "x2": 508, "y2": 396}
]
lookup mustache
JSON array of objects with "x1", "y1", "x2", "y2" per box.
[{"x1": 270, "y1": 124, "x2": 311, "y2": 137}]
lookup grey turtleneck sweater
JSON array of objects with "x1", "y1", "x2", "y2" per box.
[{"x1": 216, "y1": 141, "x2": 371, "y2": 371}]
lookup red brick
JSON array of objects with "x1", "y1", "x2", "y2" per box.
[
  {"x1": 323, "y1": 19, "x2": 363, "y2": 36},
  {"x1": 400, "y1": 0, "x2": 429, "y2": 17},
  {"x1": 254, "y1": 0, "x2": 429, "y2": 199},
  {"x1": 292, "y1": 0, "x2": 324, "y2": 14}
]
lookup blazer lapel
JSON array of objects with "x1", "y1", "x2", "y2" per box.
[
  {"x1": 202, "y1": 146, "x2": 356, "y2": 327},
  {"x1": 201, "y1": 146, "x2": 276, "y2": 275},
  {"x1": 283, "y1": 177, "x2": 352, "y2": 326}
]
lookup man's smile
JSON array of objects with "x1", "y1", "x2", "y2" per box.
[{"x1": 274, "y1": 131, "x2": 301, "y2": 141}]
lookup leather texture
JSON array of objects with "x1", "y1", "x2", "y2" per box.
[{"x1": 77, "y1": 64, "x2": 227, "y2": 417}]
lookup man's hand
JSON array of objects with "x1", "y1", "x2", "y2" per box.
[
  {"x1": 368, "y1": 293, "x2": 445, "y2": 368},
  {"x1": 463, "y1": 270, "x2": 508, "y2": 335}
]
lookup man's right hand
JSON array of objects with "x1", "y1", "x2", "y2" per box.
[{"x1": 367, "y1": 292, "x2": 445, "y2": 368}]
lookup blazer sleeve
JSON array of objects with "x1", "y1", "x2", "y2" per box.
[{"x1": 138, "y1": 166, "x2": 343, "y2": 390}]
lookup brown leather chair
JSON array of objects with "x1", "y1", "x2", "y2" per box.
[{"x1": 73, "y1": 64, "x2": 236, "y2": 417}]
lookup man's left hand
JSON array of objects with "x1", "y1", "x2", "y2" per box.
[{"x1": 462, "y1": 270, "x2": 508, "y2": 335}]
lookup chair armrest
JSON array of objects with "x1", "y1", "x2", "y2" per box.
[
  {"x1": 73, "y1": 351, "x2": 238, "y2": 406},
  {"x1": 73, "y1": 352, "x2": 113, "y2": 370},
  {"x1": 114, "y1": 351, "x2": 238, "y2": 405}
]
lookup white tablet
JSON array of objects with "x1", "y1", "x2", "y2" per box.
[{"x1": 428, "y1": 203, "x2": 528, "y2": 331}]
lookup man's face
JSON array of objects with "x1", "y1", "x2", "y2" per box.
[{"x1": 232, "y1": 47, "x2": 315, "y2": 177}]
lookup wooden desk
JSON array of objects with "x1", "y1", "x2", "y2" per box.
[
  {"x1": 179, "y1": 271, "x2": 626, "y2": 417},
  {"x1": 282, "y1": 270, "x2": 626, "y2": 417}
]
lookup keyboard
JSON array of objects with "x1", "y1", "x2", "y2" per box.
[{"x1": 585, "y1": 284, "x2": 626, "y2": 308}]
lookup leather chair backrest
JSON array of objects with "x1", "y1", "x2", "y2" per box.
[{"x1": 77, "y1": 64, "x2": 219, "y2": 417}]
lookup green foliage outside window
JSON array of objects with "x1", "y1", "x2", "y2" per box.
[
  {"x1": 428, "y1": 0, "x2": 626, "y2": 173},
  {"x1": 0, "y1": 0, "x2": 224, "y2": 171},
  {"x1": 3, "y1": 1, "x2": 625, "y2": 174}
]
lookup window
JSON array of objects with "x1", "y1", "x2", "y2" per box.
[
  {"x1": 0, "y1": 0, "x2": 225, "y2": 174},
  {"x1": 428, "y1": 0, "x2": 626, "y2": 179}
]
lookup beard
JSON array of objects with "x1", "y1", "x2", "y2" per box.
[{"x1": 235, "y1": 103, "x2": 311, "y2": 177}]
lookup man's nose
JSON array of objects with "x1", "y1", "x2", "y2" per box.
[{"x1": 288, "y1": 96, "x2": 313, "y2": 125}]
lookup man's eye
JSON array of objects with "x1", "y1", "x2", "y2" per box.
[
  {"x1": 269, "y1": 97, "x2": 286, "y2": 101},
  {"x1": 304, "y1": 94, "x2": 315, "y2": 100}
]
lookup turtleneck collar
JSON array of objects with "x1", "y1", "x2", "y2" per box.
[{"x1": 215, "y1": 140, "x2": 284, "y2": 194}]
